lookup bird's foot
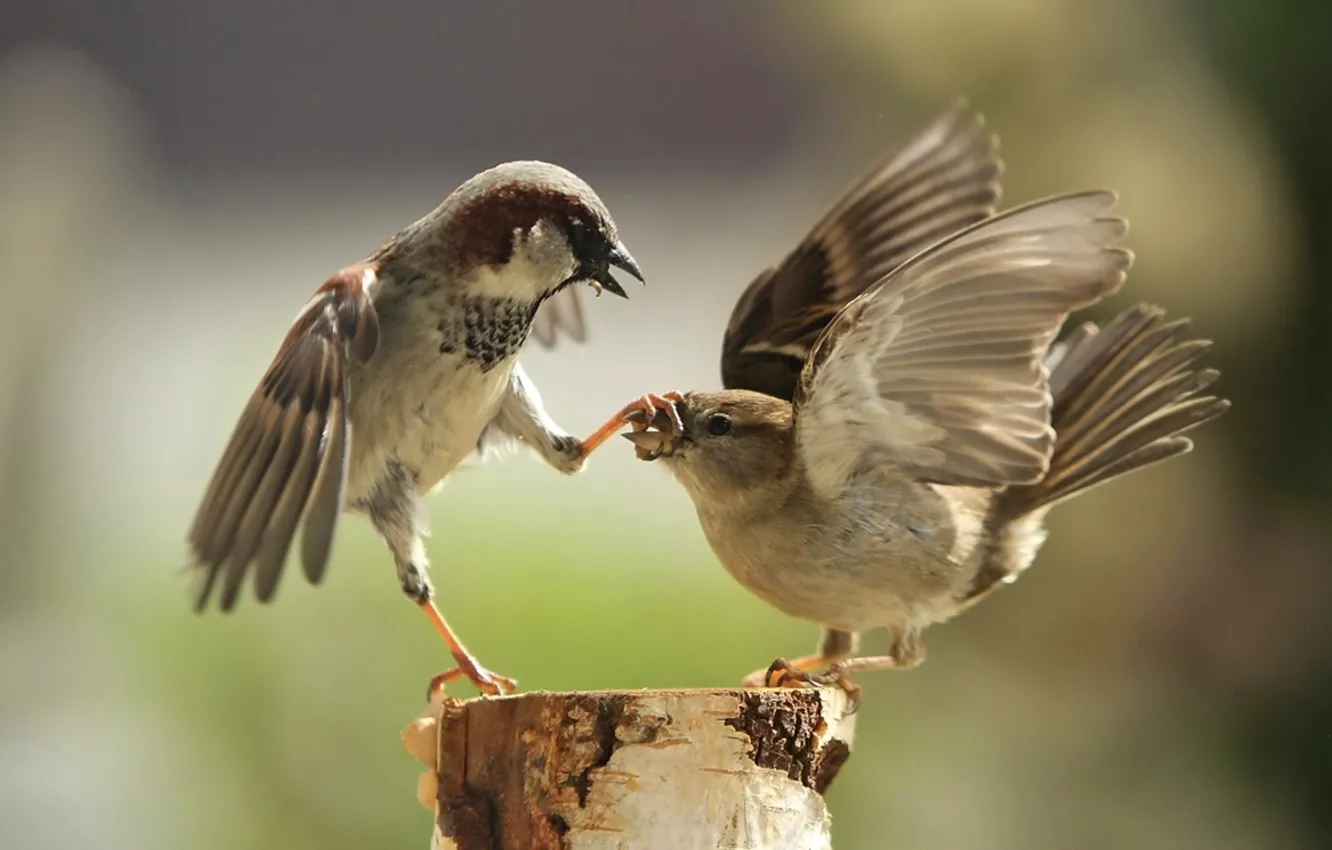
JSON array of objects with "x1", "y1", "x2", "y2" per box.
[
  {"x1": 623, "y1": 391, "x2": 686, "y2": 434},
  {"x1": 426, "y1": 656, "x2": 518, "y2": 700},
  {"x1": 746, "y1": 658, "x2": 862, "y2": 702},
  {"x1": 748, "y1": 657, "x2": 832, "y2": 689},
  {"x1": 547, "y1": 434, "x2": 589, "y2": 475},
  {"x1": 417, "y1": 599, "x2": 518, "y2": 698},
  {"x1": 578, "y1": 391, "x2": 686, "y2": 458}
]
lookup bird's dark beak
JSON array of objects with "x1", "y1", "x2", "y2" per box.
[
  {"x1": 622, "y1": 405, "x2": 685, "y2": 460},
  {"x1": 593, "y1": 242, "x2": 644, "y2": 299}
]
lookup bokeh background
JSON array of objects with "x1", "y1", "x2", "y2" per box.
[{"x1": 2, "y1": 2, "x2": 1329, "y2": 849}]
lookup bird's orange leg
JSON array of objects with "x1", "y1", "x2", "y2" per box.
[
  {"x1": 752, "y1": 630, "x2": 924, "y2": 701},
  {"x1": 743, "y1": 628, "x2": 860, "y2": 692},
  {"x1": 421, "y1": 600, "x2": 517, "y2": 699},
  {"x1": 744, "y1": 653, "x2": 847, "y2": 689}
]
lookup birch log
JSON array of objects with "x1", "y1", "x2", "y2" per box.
[{"x1": 402, "y1": 688, "x2": 857, "y2": 850}]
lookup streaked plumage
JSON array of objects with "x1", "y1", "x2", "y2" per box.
[
  {"x1": 615, "y1": 105, "x2": 1229, "y2": 688},
  {"x1": 190, "y1": 265, "x2": 378, "y2": 611},
  {"x1": 187, "y1": 160, "x2": 644, "y2": 695}
]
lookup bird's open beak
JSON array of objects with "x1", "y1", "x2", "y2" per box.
[
  {"x1": 592, "y1": 242, "x2": 644, "y2": 299},
  {"x1": 621, "y1": 406, "x2": 684, "y2": 460}
]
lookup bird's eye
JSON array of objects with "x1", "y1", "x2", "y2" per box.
[
  {"x1": 707, "y1": 413, "x2": 732, "y2": 436},
  {"x1": 565, "y1": 220, "x2": 590, "y2": 254}
]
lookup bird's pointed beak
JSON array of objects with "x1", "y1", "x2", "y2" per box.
[{"x1": 593, "y1": 242, "x2": 644, "y2": 299}]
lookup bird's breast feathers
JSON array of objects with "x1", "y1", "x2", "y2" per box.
[{"x1": 346, "y1": 350, "x2": 517, "y2": 500}]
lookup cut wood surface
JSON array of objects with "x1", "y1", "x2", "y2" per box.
[{"x1": 402, "y1": 687, "x2": 858, "y2": 850}]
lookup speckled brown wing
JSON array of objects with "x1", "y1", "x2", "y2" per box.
[
  {"x1": 530, "y1": 287, "x2": 587, "y2": 347},
  {"x1": 792, "y1": 192, "x2": 1133, "y2": 498},
  {"x1": 187, "y1": 266, "x2": 380, "y2": 612},
  {"x1": 720, "y1": 100, "x2": 1004, "y2": 402}
]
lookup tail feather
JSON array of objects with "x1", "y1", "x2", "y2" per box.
[
  {"x1": 1002, "y1": 304, "x2": 1230, "y2": 516},
  {"x1": 955, "y1": 303, "x2": 1229, "y2": 610}
]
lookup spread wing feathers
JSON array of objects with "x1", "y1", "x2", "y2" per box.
[
  {"x1": 957, "y1": 304, "x2": 1231, "y2": 606},
  {"x1": 721, "y1": 100, "x2": 1004, "y2": 401},
  {"x1": 187, "y1": 266, "x2": 380, "y2": 612},
  {"x1": 530, "y1": 287, "x2": 587, "y2": 348},
  {"x1": 792, "y1": 191, "x2": 1132, "y2": 498},
  {"x1": 998, "y1": 303, "x2": 1231, "y2": 514}
]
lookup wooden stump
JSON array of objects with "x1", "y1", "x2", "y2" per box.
[{"x1": 402, "y1": 688, "x2": 858, "y2": 850}]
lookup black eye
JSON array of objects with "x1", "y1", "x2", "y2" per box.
[
  {"x1": 563, "y1": 218, "x2": 603, "y2": 280},
  {"x1": 707, "y1": 413, "x2": 732, "y2": 436}
]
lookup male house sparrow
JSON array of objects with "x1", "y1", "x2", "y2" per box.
[
  {"x1": 610, "y1": 109, "x2": 1230, "y2": 689},
  {"x1": 187, "y1": 161, "x2": 644, "y2": 695}
]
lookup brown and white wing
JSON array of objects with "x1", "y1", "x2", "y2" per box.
[
  {"x1": 529, "y1": 287, "x2": 587, "y2": 347},
  {"x1": 187, "y1": 265, "x2": 380, "y2": 612},
  {"x1": 791, "y1": 192, "x2": 1133, "y2": 500},
  {"x1": 721, "y1": 100, "x2": 1004, "y2": 402}
]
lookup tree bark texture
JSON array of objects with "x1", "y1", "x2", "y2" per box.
[{"x1": 402, "y1": 687, "x2": 858, "y2": 850}]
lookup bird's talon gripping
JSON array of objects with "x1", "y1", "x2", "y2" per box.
[
  {"x1": 741, "y1": 658, "x2": 817, "y2": 689},
  {"x1": 647, "y1": 392, "x2": 686, "y2": 435},
  {"x1": 425, "y1": 667, "x2": 462, "y2": 701},
  {"x1": 762, "y1": 658, "x2": 819, "y2": 689},
  {"x1": 426, "y1": 664, "x2": 518, "y2": 701},
  {"x1": 579, "y1": 391, "x2": 685, "y2": 458},
  {"x1": 744, "y1": 658, "x2": 861, "y2": 699},
  {"x1": 829, "y1": 667, "x2": 863, "y2": 704}
]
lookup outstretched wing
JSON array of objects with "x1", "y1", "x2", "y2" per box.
[
  {"x1": 792, "y1": 192, "x2": 1132, "y2": 500},
  {"x1": 187, "y1": 265, "x2": 380, "y2": 611},
  {"x1": 530, "y1": 287, "x2": 587, "y2": 347},
  {"x1": 721, "y1": 100, "x2": 1004, "y2": 402}
]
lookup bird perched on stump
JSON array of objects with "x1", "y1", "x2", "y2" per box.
[
  {"x1": 599, "y1": 104, "x2": 1230, "y2": 690},
  {"x1": 187, "y1": 160, "x2": 646, "y2": 696}
]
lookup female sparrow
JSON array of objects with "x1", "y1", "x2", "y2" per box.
[{"x1": 604, "y1": 110, "x2": 1228, "y2": 689}]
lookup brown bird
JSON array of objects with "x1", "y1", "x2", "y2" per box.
[
  {"x1": 187, "y1": 160, "x2": 645, "y2": 696},
  {"x1": 603, "y1": 108, "x2": 1229, "y2": 689},
  {"x1": 589, "y1": 100, "x2": 1006, "y2": 463}
]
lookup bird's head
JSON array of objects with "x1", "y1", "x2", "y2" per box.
[
  {"x1": 389, "y1": 160, "x2": 644, "y2": 304},
  {"x1": 623, "y1": 390, "x2": 797, "y2": 504}
]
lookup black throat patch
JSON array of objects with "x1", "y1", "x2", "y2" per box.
[{"x1": 435, "y1": 293, "x2": 540, "y2": 371}]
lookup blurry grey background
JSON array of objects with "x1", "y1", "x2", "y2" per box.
[{"x1": 2, "y1": 2, "x2": 1329, "y2": 849}]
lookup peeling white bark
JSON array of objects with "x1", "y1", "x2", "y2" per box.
[{"x1": 403, "y1": 688, "x2": 857, "y2": 850}]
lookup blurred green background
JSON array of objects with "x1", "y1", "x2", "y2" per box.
[{"x1": 2, "y1": 2, "x2": 1329, "y2": 849}]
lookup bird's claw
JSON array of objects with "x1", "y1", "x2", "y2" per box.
[
  {"x1": 426, "y1": 662, "x2": 518, "y2": 700},
  {"x1": 623, "y1": 392, "x2": 686, "y2": 436},
  {"x1": 751, "y1": 658, "x2": 820, "y2": 689},
  {"x1": 578, "y1": 391, "x2": 687, "y2": 458},
  {"x1": 746, "y1": 658, "x2": 862, "y2": 701}
]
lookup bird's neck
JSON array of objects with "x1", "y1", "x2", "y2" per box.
[
  {"x1": 373, "y1": 264, "x2": 540, "y2": 373},
  {"x1": 675, "y1": 431, "x2": 804, "y2": 526},
  {"x1": 459, "y1": 255, "x2": 566, "y2": 303}
]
